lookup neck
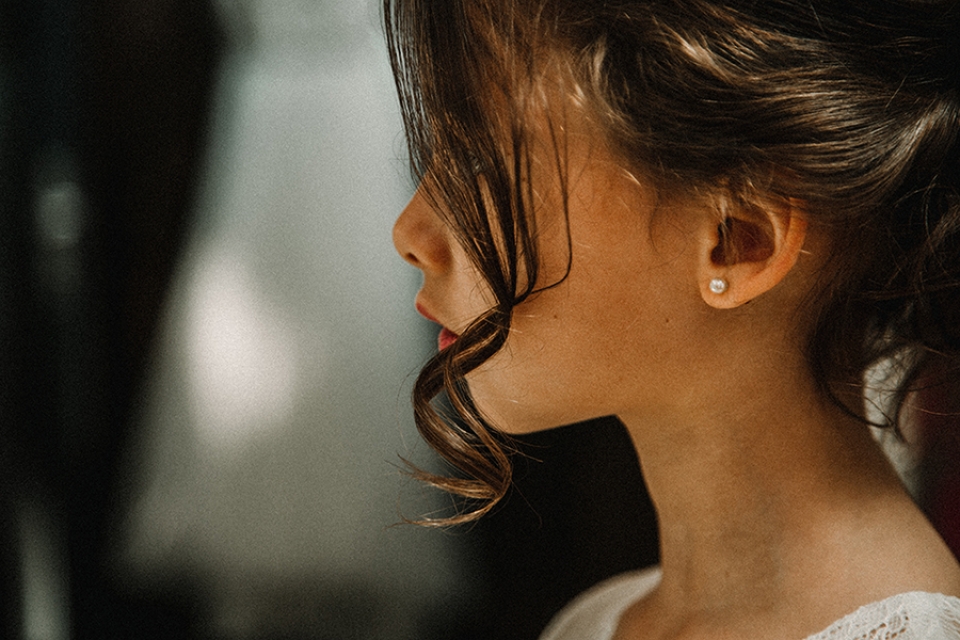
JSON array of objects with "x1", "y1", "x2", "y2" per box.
[{"x1": 618, "y1": 367, "x2": 914, "y2": 621}]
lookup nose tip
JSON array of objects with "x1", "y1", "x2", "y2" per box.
[
  {"x1": 392, "y1": 211, "x2": 420, "y2": 268},
  {"x1": 393, "y1": 188, "x2": 451, "y2": 271}
]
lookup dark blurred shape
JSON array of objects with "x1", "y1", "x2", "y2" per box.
[
  {"x1": 915, "y1": 357, "x2": 960, "y2": 560},
  {"x1": 1, "y1": 0, "x2": 222, "y2": 637},
  {"x1": 464, "y1": 417, "x2": 660, "y2": 640},
  {"x1": 74, "y1": 1, "x2": 223, "y2": 636}
]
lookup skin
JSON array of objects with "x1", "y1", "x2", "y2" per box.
[{"x1": 392, "y1": 98, "x2": 960, "y2": 639}]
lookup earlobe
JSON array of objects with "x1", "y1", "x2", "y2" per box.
[{"x1": 699, "y1": 196, "x2": 808, "y2": 309}]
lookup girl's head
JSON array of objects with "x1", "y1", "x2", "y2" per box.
[{"x1": 387, "y1": 0, "x2": 960, "y2": 522}]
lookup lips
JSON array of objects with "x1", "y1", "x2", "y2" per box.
[
  {"x1": 438, "y1": 327, "x2": 459, "y2": 351},
  {"x1": 416, "y1": 302, "x2": 460, "y2": 351}
]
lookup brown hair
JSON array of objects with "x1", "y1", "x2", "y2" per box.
[{"x1": 385, "y1": 0, "x2": 960, "y2": 524}]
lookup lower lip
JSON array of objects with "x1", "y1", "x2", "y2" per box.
[{"x1": 439, "y1": 327, "x2": 459, "y2": 351}]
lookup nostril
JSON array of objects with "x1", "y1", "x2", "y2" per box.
[
  {"x1": 393, "y1": 212, "x2": 422, "y2": 267},
  {"x1": 393, "y1": 190, "x2": 451, "y2": 272},
  {"x1": 399, "y1": 247, "x2": 422, "y2": 268}
]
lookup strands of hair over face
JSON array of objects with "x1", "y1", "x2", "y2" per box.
[
  {"x1": 386, "y1": 0, "x2": 546, "y2": 524},
  {"x1": 385, "y1": 0, "x2": 960, "y2": 525}
]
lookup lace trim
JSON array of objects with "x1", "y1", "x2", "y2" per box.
[
  {"x1": 540, "y1": 570, "x2": 960, "y2": 640},
  {"x1": 805, "y1": 591, "x2": 960, "y2": 640}
]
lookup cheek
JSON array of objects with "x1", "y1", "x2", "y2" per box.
[
  {"x1": 464, "y1": 224, "x2": 702, "y2": 433},
  {"x1": 465, "y1": 272, "x2": 648, "y2": 433},
  {"x1": 462, "y1": 156, "x2": 703, "y2": 432},
  {"x1": 465, "y1": 321, "x2": 608, "y2": 433}
]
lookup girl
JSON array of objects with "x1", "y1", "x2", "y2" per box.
[{"x1": 388, "y1": 0, "x2": 960, "y2": 638}]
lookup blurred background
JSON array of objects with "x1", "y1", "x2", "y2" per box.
[{"x1": 1, "y1": 1, "x2": 956, "y2": 640}]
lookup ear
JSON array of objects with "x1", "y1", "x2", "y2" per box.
[{"x1": 697, "y1": 194, "x2": 808, "y2": 309}]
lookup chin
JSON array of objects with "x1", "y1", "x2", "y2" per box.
[
  {"x1": 470, "y1": 384, "x2": 596, "y2": 435},
  {"x1": 465, "y1": 350, "x2": 611, "y2": 435}
]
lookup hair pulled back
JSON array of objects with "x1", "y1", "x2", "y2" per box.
[{"x1": 385, "y1": 0, "x2": 960, "y2": 524}]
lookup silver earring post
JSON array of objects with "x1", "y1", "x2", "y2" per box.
[{"x1": 709, "y1": 278, "x2": 728, "y2": 294}]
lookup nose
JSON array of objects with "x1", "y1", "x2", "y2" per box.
[{"x1": 393, "y1": 188, "x2": 452, "y2": 272}]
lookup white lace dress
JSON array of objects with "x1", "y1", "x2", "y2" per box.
[{"x1": 540, "y1": 568, "x2": 960, "y2": 640}]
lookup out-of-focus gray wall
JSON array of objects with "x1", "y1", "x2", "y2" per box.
[{"x1": 113, "y1": 1, "x2": 472, "y2": 637}]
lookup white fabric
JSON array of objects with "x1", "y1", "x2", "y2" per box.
[{"x1": 540, "y1": 568, "x2": 960, "y2": 640}]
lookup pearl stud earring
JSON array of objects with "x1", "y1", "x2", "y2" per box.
[{"x1": 709, "y1": 278, "x2": 728, "y2": 294}]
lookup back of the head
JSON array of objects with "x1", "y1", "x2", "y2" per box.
[{"x1": 554, "y1": 0, "x2": 960, "y2": 416}]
